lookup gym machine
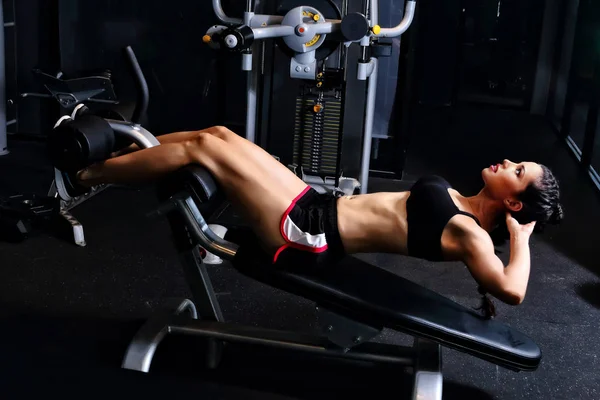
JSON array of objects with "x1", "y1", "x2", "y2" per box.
[
  {"x1": 21, "y1": 67, "x2": 122, "y2": 241},
  {"x1": 3, "y1": 47, "x2": 149, "y2": 246},
  {"x1": 205, "y1": 0, "x2": 416, "y2": 195},
  {"x1": 41, "y1": 5, "x2": 540, "y2": 397}
]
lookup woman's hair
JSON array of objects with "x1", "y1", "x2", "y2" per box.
[
  {"x1": 478, "y1": 164, "x2": 563, "y2": 319},
  {"x1": 510, "y1": 164, "x2": 564, "y2": 229},
  {"x1": 476, "y1": 286, "x2": 497, "y2": 319},
  {"x1": 490, "y1": 164, "x2": 563, "y2": 244}
]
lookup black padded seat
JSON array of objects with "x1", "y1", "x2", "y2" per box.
[{"x1": 233, "y1": 250, "x2": 541, "y2": 372}]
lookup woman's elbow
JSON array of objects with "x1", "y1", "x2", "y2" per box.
[{"x1": 500, "y1": 288, "x2": 525, "y2": 306}]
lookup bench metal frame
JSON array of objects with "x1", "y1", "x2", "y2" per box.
[{"x1": 122, "y1": 192, "x2": 443, "y2": 400}]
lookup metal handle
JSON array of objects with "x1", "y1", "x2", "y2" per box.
[
  {"x1": 179, "y1": 197, "x2": 239, "y2": 261},
  {"x1": 252, "y1": 25, "x2": 296, "y2": 40},
  {"x1": 211, "y1": 1, "x2": 417, "y2": 45},
  {"x1": 213, "y1": 0, "x2": 243, "y2": 25},
  {"x1": 374, "y1": 0, "x2": 417, "y2": 38},
  {"x1": 108, "y1": 120, "x2": 161, "y2": 149},
  {"x1": 124, "y1": 46, "x2": 149, "y2": 125}
]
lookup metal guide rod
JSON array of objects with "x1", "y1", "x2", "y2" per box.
[
  {"x1": 360, "y1": 59, "x2": 378, "y2": 194},
  {"x1": 370, "y1": 0, "x2": 379, "y2": 26},
  {"x1": 0, "y1": 0, "x2": 7, "y2": 156},
  {"x1": 246, "y1": 47, "x2": 258, "y2": 142}
]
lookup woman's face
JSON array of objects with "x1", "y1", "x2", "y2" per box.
[{"x1": 482, "y1": 159, "x2": 543, "y2": 211}]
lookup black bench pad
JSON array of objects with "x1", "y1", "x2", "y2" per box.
[{"x1": 233, "y1": 249, "x2": 541, "y2": 372}]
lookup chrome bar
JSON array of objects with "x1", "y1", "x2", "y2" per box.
[
  {"x1": 252, "y1": 25, "x2": 295, "y2": 40},
  {"x1": 212, "y1": 0, "x2": 243, "y2": 25},
  {"x1": 107, "y1": 120, "x2": 161, "y2": 149},
  {"x1": 178, "y1": 197, "x2": 239, "y2": 261},
  {"x1": 309, "y1": 21, "x2": 342, "y2": 35},
  {"x1": 170, "y1": 319, "x2": 415, "y2": 365},
  {"x1": 370, "y1": 0, "x2": 379, "y2": 27},
  {"x1": 247, "y1": 14, "x2": 284, "y2": 28},
  {"x1": 375, "y1": 0, "x2": 416, "y2": 38},
  {"x1": 360, "y1": 58, "x2": 378, "y2": 194},
  {"x1": 246, "y1": 68, "x2": 258, "y2": 141}
]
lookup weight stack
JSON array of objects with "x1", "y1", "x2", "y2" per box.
[{"x1": 292, "y1": 95, "x2": 343, "y2": 178}]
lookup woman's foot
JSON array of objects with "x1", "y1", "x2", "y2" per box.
[{"x1": 53, "y1": 168, "x2": 90, "y2": 202}]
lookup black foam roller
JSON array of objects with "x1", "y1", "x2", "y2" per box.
[{"x1": 48, "y1": 115, "x2": 115, "y2": 172}]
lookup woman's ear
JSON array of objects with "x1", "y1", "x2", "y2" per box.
[{"x1": 504, "y1": 198, "x2": 523, "y2": 212}]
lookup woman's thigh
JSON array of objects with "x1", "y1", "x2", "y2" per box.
[
  {"x1": 201, "y1": 126, "x2": 306, "y2": 193},
  {"x1": 188, "y1": 131, "x2": 308, "y2": 252},
  {"x1": 160, "y1": 126, "x2": 304, "y2": 196}
]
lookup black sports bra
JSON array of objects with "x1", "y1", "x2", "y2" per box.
[{"x1": 406, "y1": 175, "x2": 480, "y2": 261}]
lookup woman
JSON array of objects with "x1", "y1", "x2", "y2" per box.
[{"x1": 54, "y1": 125, "x2": 563, "y2": 316}]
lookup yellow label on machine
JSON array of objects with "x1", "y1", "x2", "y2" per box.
[
  {"x1": 305, "y1": 35, "x2": 321, "y2": 47},
  {"x1": 302, "y1": 10, "x2": 321, "y2": 47}
]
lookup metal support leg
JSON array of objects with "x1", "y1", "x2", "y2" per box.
[
  {"x1": 58, "y1": 209, "x2": 86, "y2": 247},
  {"x1": 122, "y1": 299, "x2": 198, "y2": 373},
  {"x1": 48, "y1": 179, "x2": 110, "y2": 247},
  {"x1": 412, "y1": 338, "x2": 443, "y2": 400},
  {"x1": 206, "y1": 337, "x2": 223, "y2": 369},
  {"x1": 179, "y1": 248, "x2": 225, "y2": 321},
  {"x1": 179, "y1": 246, "x2": 225, "y2": 368}
]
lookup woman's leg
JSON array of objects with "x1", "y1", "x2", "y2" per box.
[
  {"x1": 110, "y1": 126, "x2": 302, "y2": 193},
  {"x1": 78, "y1": 141, "x2": 196, "y2": 186},
  {"x1": 111, "y1": 130, "x2": 206, "y2": 157},
  {"x1": 78, "y1": 127, "x2": 309, "y2": 252}
]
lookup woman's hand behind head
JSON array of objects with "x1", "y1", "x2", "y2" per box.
[{"x1": 506, "y1": 212, "x2": 536, "y2": 238}]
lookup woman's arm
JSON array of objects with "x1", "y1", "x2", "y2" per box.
[{"x1": 460, "y1": 214, "x2": 536, "y2": 305}]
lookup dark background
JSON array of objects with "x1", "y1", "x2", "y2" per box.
[
  {"x1": 1, "y1": 0, "x2": 600, "y2": 399},
  {"x1": 6, "y1": 0, "x2": 600, "y2": 186}
]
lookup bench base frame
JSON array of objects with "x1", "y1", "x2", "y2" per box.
[{"x1": 122, "y1": 239, "x2": 443, "y2": 400}]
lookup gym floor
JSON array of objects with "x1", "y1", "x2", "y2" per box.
[{"x1": 0, "y1": 105, "x2": 598, "y2": 399}]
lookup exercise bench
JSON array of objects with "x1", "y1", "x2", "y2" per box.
[{"x1": 122, "y1": 166, "x2": 542, "y2": 400}]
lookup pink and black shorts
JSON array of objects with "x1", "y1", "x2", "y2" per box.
[{"x1": 272, "y1": 186, "x2": 346, "y2": 269}]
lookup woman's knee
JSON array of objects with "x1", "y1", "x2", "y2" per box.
[
  {"x1": 204, "y1": 126, "x2": 238, "y2": 142},
  {"x1": 184, "y1": 131, "x2": 227, "y2": 163},
  {"x1": 186, "y1": 130, "x2": 221, "y2": 150}
]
